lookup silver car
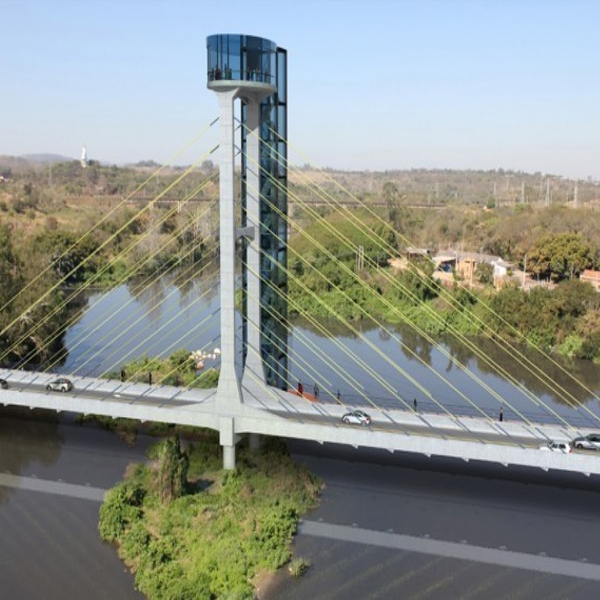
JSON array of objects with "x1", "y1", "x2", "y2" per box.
[
  {"x1": 572, "y1": 433, "x2": 600, "y2": 451},
  {"x1": 46, "y1": 378, "x2": 73, "y2": 393}
]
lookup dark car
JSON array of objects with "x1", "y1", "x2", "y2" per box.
[
  {"x1": 341, "y1": 410, "x2": 371, "y2": 426},
  {"x1": 572, "y1": 433, "x2": 600, "y2": 451},
  {"x1": 0, "y1": 378, "x2": 7, "y2": 390},
  {"x1": 46, "y1": 378, "x2": 73, "y2": 393}
]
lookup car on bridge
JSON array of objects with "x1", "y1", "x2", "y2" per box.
[
  {"x1": 342, "y1": 410, "x2": 371, "y2": 426},
  {"x1": 0, "y1": 378, "x2": 8, "y2": 389},
  {"x1": 46, "y1": 378, "x2": 73, "y2": 393},
  {"x1": 540, "y1": 441, "x2": 571, "y2": 453},
  {"x1": 572, "y1": 433, "x2": 600, "y2": 451}
]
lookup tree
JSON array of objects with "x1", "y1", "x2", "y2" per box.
[
  {"x1": 157, "y1": 436, "x2": 189, "y2": 504},
  {"x1": 382, "y1": 181, "x2": 400, "y2": 228},
  {"x1": 476, "y1": 262, "x2": 494, "y2": 286},
  {"x1": 527, "y1": 233, "x2": 592, "y2": 280}
]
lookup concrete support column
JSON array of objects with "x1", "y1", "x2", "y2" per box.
[
  {"x1": 215, "y1": 89, "x2": 243, "y2": 407},
  {"x1": 222, "y1": 445, "x2": 236, "y2": 470},
  {"x1": 249, "y1": 433, "x2": 261, "y2": 451},
  {"x1": 220, "y1": 416, "x2": 238, "y2": 470},
  {"x1": 243, "y1": 98, "x2": 266, "y2": 384}
]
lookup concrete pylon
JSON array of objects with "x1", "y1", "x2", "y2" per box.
[{"x1": 214, "y1": 89, "x2": 244, "y2": 412}]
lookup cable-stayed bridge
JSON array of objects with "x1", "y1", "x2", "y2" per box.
[{"x1": 2, "y1": 34, "x2": 600, "y2": 476}]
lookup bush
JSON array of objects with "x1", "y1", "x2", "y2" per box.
[
  {"x1": 99, "y1": 437, "x2": 322, "y2": 599},
  {"x1": 289, "y1": 556, "x2": 311, "y2": 577},
  {"x1": 98, "y1": 481, "x2": 145, "y2": 542}
]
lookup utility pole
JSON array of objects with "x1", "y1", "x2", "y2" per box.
[
  {"x1": 521, "y1": 181, "x2": 525, "y2": 204},
  {"x1": 545, "y1": 179, "x2": 550, "y2": 207}
]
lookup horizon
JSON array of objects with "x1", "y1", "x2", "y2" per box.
[
  {"x1": 5, "y1": 152, "x2": 600, "y2": 185},
  {"x1": 4, "y1": 151, "x2": 599, "y2": 183},
  {"x1": 2, "y1": 1, "x2": 599, "y2": 181}
]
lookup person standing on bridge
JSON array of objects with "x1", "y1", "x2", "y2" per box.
[
  {"x1": 297, "y1": 381, "x2": 303, "y2": 396},
  {"x1": 120, "y1": 368, "x2": 126, "y2": 383},
  {"x1": 149, "y1": 372, "x2": 153, "y2": 386},
  {"x1": 413, "y1": 398, "x2": 417, "y2": 412},
  {"x1": 314, "y1": 383, "x2": 319, "y2": 400},
  {"x1": 499, "y1": 406, "x2": 504, "y2": 422}
]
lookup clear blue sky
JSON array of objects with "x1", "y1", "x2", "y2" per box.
[{"x1": 2, "y1": 0, "x2": 599, "y2": 180}]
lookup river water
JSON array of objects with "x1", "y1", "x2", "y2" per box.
[
  {"x1": 0, "y1": 409, "x2": 146, "y2": 599},
  {"x1": 3, "y1": 277, "x2": 600, "y2": 597},
  {"x1": 57, "y1": 276, "x2": 600, "y2": 428}
]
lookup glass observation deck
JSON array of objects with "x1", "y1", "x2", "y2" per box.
[
  {"x1": 207, "y1": 34, "x2": 278, "y2": 92},
  {"x1": 207, "y1": 33, "x2": 289, "y2": 390}
]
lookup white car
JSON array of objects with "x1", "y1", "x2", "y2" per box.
[
  {"x1": 540, "y1": 441, "x2": 571, "y2": 454},
  {"x1": 341, "y1": 410, "x2": 371, "y2": 426}
]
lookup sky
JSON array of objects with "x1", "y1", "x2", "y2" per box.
[{"x1": 1, "y1": 0, "x2": 599, "y2": 180}]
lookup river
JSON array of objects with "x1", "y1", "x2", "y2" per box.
[
  {"x1": 58, "y1": 276, "x2": 600, "y2": 428},
  {"x1": 3, "y1": 277, "x2": 600, "y2": 598}
]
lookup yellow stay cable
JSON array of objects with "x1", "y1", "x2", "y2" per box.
[
  {"x1": 242, "y1": 152, "x2": 531, "y2": 424},
  {"x1": 245, "y1": 122, "x2": 596, "y2": 425},
  {"x1": 0, "y1": 149, "x2": 219, "y2": 364},
  {"x1": 281, "y1": 135, "x2": 600, "y2": 411},
  {"x1": 18, "y1": 178, "x2": 219, "y2": 371},
  {"x1": 44, "y1": 204, "x2": 218, "y2": 374},
  {"x1": 0, "y1": 119, "x2": 218, "y2": 324}
]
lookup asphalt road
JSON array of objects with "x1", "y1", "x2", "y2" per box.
[{"x1": 265, "y1": 440, "x2": 600, "y2": 599}]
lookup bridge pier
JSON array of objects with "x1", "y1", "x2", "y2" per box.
[
  {"x1": 219, "y1": 416, "x2": 239, "y2": 470},
  {"x1": 222, "y1": 444, "x2": 236, "y2": 470}
]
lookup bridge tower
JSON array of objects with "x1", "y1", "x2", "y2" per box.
[{"x1": 207, "y1": 34, "x2": 288, "y2": 468}]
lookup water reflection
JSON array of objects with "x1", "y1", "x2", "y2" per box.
[
  {"x1": 0, "y1": 408, "x2": 62, "y2": 503},
  {"x1": 291, "y1": 319, "x2": 600, "y2": 427},
  {"x1": 62, "y1": 269, "x2": 221, "y2": 377},
  {"x1": 60, "y1": 276, "x2": 600, "y2": 427}
]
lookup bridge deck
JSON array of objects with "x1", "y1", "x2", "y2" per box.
[{"x1": 1, "y1": 368, "x2": 599, "y2": 477}]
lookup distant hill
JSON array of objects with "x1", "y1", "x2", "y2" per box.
[
  {"x1": 0, "y1": 154, "x2": 75, "y2": 174},
  {"x1": 21, "y1": 153, "x2": 74, "y2": 165}
]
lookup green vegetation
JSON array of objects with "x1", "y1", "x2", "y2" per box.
[
  {"x1": 0, "y1": 159, "x2": 218, "y2": 364},
  {"x1": 288, "y1": 556, "x2": 311, "y2": 577},
  {"x1": 106, "y1": 349, "x2": 219, "y2": 388},
  {"x1": 287, "y1": 206, "x2": 600, "y2": 360},
  {"x1": 99, "y1": 434, "x2": 322, "y2": 599},
  {"x1": 2, "y1": 157, "x2": 600, "y2": 364}
]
